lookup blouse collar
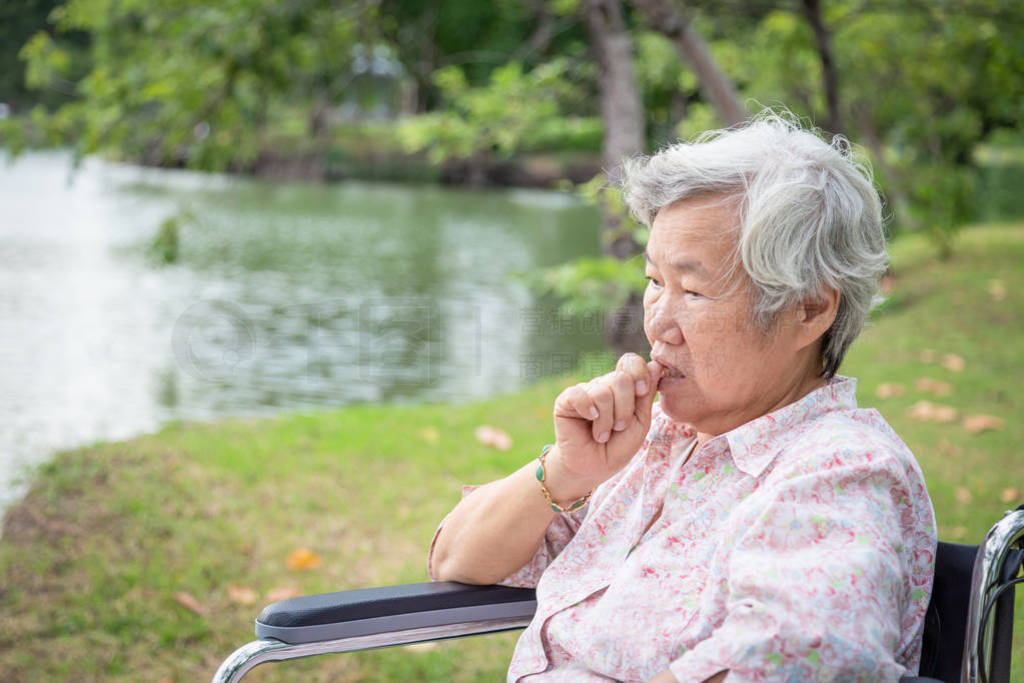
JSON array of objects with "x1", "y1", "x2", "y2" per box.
[{"x1": 650, "y1": 375, "x2": 859, "y2": 478}]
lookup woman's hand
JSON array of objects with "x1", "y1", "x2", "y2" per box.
[{"x1": 545, "y1": 353, "x2": 662, "y2": 503}]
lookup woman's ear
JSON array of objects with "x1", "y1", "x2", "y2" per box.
[{"x1": 794, "y1": 287, "x2": 840, "y2": 350}]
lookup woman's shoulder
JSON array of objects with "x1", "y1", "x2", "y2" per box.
[{"x1": 770, "y1": 392, "x2": 922, "y2": 480}]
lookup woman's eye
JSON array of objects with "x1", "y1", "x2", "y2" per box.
[
  {"x1": 645, "y1": 276, "x2": 663, "y2": 288},
  {"x1": 684, "y1": 290, "x2": 703, "y2": 299}
]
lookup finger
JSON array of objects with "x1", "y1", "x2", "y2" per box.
[
  {"x1": 585, "y1": 382, "x2": 615, "y2": 443},
  {"x1": 608, "y1": 371, "x2": 635, "y2": 432},
  {"x1": 634, "y1": 360, "x2": 663, "y2": 425},
  {"x1": 616, "y1": 352, "x2": 651, "y2": 395},
  {"x1": 555, "y1": 383, "x2": 598, "y2": 421}
]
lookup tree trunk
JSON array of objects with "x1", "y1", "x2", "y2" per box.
[
  {"x1": 582, "y1": 0, "x2": 650, "y2": 354},
  {"x1": 800, "y1": 0, "x2": 842, "y2": 134},
  {"x1": 631, "y1": 0, "x2": 746, "y2": 127},
  {"x1": 582, "y1": 0, "x2": 645, "y2": 258}
]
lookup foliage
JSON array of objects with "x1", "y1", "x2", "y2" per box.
[
  {"x1": 6, "y1": 0, "x2": 1024, "y2": 258},
  {"x1": 17, "y1": 0, "x2": 379, "y2": 170},
  {"x1": 724, "y1": 2, "x2": 1024, "y2": 253},
  {"x1": 376, "y1": 0, "x2": 582, "y2": 111},
  {"x1": 532, "y1": 172, "x2": 649, "y2": 316},
  {"x1": 0, "y1": 0, "x2": 78, "y2": 111},
  {"x1": 397, "y1": 59, "x2": 600, "y2": 163},
  {"x1": 147, "y1": 210, "x2": 197, "y2": 265},
  {"x1": 632, "y1": 30, "x2": 695, "y2": 145},
  {"x1": 537, "y1": 254, "x2": 647, "y2": 316},
  {"x1": 905, "y1": 164, "x2": 979, "y2": 259},
  {"x1": 147, "y1": 216, "x2": 181, "y2": 265}
]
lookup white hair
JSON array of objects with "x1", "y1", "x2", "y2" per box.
[{"x1": 623, "y1": 110, "x2": 888, "y2": 378}]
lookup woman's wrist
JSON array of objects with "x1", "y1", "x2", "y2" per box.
[{"x1": 539, "y1": 444, "x2": 596, "y2": 506}]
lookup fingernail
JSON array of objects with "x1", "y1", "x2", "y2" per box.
[
  {"x1": 597, "y1": 431, "x2": 610, "y2": 443},
  {"x1": 613, "y1": 420, "x2": 626, "y2": 431},
  {"x1": 636, "y1": 380, "x2": 647, "y2": 394},
  {"x1": 589, "y1": 406, "x2": 599, "y2": 419}
]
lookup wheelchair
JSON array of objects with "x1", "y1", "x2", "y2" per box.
[{"x1": 214, "y1": 507, "x2": 1024, "y2": 683}]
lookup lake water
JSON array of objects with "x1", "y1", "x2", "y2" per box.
[{"x1": 0, "y1": 151, "x2": 605, "y2": 511}]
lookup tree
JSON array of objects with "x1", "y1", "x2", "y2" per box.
[
  {"x1": 798, "y1": 0, "x2": 840, "y2": 134},
  {"x1": 582, "y1": 0, "x2": 645, "y2": 257},
  {"x1": 630, "y1": 0, "x2": 746, "y2": 127},
  {"x1": 581, "y1": 0, "x2": 649, "y2": 352},
  {"x1": 0, "y1": 0, "x2": 69, "y2": 111},
  {"x1": 829, "y1": 1, "x2": 1024, "y2": 255},
  {"x1": 18, "y1": 0, "x2": 379, "y2": 170}
]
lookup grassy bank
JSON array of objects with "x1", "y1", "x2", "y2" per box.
[{"x1": 2, "y1": 223, "x2": 1023, "y2": 681}]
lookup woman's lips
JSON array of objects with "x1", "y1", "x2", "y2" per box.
[
  {"x1": 653, "y1": 359, "x2": 685, "y2": 387},
  {"x1": 659, "y1": 373, "x2": 685, "y2": 390}
]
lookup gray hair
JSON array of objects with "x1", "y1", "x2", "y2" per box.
[{"x1": 623, "y1": 110, "x2": 888, "y2": 378}]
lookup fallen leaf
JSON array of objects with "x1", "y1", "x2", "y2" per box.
[
  {"x1": 988, "y1": 279, "x2": 1006, "y2": 301},
  {"x1": 397, "y1": 503, "x2": 411, "y2": 520},
  {"x1": 907, "y1": 400, "x2": 958, "y2": 423},
  {"x1": 406, "y1": 642, "x2": 440, "y2": 652},
  {"x1": 227, "y1": 584, "x2": 258, "y2": 605},
  {"x1": 286, "y1": 547, "x2": 323, "y2": 571},
  {"x1": 266, "y1": 585, "x2": 303, "y2": 602},
  {"x1": 951, "y1": 526, "x2": 968, "y2": 540},
  {"x1": 915, "y1": 377, "x2": 953, "y2": 397},
  {"x1": 875, "y1": 382, "x2": 905, "y2": 399},
  {"x1": 1001, "y1": 488, "x2": 1020, "y2": 504},
  {"x1": 475, "y1": 425, "x2": 512, "y2": 450},
  {"x1": 962, "y1": 414, "x2": 1005, "y2": 433},
  {"x1": 174, "y1": 591, "x2": 207, "y2": 616},
  {"x1": 955, "y1": 487, "x2": 972, "y2": 504},
  {"x1": 419, "y1": 426, "x2": 439, "y2": 444},
  {"x1": 941, "y1": 354, "x2": 965, "y2": 372},
  {"x1": 937, "y1": 439, "x2": 962, "y2": 457},
  {"x1": 919, "y1": 349, "x2": 938, "y2": 364}
]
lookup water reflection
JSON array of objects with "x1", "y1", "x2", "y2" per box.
[{"x1": 0, "y1": 151, "x2": 605, "y2": 509}]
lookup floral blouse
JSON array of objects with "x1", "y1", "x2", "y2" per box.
[{"x1": 429, "y1": 377, "x2": 936, "y2": 682}]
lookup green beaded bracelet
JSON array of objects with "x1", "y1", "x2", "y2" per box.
[{"x1": 535, "y1": 443, "x2": 591, "y2": 513}]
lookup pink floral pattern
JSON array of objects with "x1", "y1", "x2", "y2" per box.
[{"x1": 430, "y1": 377, "x2": 936, "y2": 682}]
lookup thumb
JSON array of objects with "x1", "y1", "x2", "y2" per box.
[{"x1": 634, "y1": 360, "x2": 663, "y2": 427}]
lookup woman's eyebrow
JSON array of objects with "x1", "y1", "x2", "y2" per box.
[{"x1": 643, "y1": 250, "x2": 709, "y2": 278}]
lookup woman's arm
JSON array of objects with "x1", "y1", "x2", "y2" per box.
[
  {"x1": 430, "y1": 458, "x2": 566, "y2": 584},
  {"x1": 431, "y1": 353, "x2": 662, "y2": 585}
]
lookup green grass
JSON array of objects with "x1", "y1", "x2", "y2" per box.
[
  {"x1": 847, "y1": 222, "x2": 1024, "y2": 539},
  {"x1": 1, "y1": 222, "x2": 1023, "y2": 681}
]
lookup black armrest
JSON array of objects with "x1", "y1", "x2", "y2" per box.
[{"x1": 255, "y1": 582, "x2": 537, "y2": 644}]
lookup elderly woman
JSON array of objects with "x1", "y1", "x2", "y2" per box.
[{"x1": 429, "y1": 114, "x2": 936, "y2": 682}]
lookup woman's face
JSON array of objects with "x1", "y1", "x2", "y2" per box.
[{"x1": 643, "y1": 195, "x2": 820, "y2": 437}]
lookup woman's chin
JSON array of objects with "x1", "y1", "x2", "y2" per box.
[
  {"x1": 656, "y1": 384, "x2": 697, "y2": 424},
  {"x1": 657, "y1": 374, "x2": 686, "y2": 391}
]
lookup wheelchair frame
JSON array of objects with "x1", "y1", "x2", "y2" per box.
[{"x1": 213, "y1": 508, "x2": 1024, "y2": 683}]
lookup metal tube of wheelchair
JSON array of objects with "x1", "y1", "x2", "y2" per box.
[
  {"x1": 962, "y1": 508, "x2": 1024, "y2": 683},
  {"x1": 211, "y1": 617, "x2": 534, "y2": 682},
  {"x1": 211, "y1": 639, "x2": 293, "y2": 683}
]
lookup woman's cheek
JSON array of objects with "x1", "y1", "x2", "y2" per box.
[{"x1": 641, "y1": 291, "x2": 658, "y2": 332}]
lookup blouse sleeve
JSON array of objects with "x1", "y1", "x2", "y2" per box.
[
  {"x1": 427, "y1": 485, "x2": 589, "y2": 589},
  {"x1": 668, "y1": 449, "x2": 936, "y2": 682}
]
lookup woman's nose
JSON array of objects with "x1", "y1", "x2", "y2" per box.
[{"x1": 644, "y1": 299, "x2": 684, "y2": 346}]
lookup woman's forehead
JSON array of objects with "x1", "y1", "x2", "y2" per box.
[{"x1": 648, "y1": 198, "x2": 739, "y2": 272}]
